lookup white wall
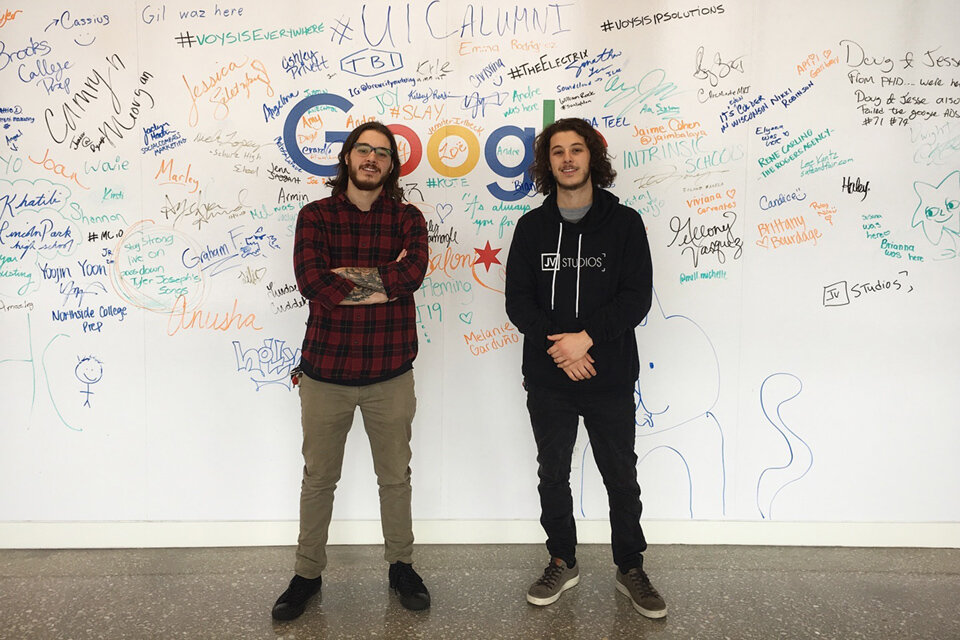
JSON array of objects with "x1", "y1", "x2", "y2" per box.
[{"x1": 1, "y1": 0, "x2": 959, "y2": 548}]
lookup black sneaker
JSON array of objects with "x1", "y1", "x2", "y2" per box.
[
  {"x1": 389, "y1": 561, "x2": 431, "y2": 611},
  {"x1": 616, "y1": 567, "x2": 667, "y2": 618},
  {"x1": 271, "y1": 574, "x2": 322, "y2": 621}
]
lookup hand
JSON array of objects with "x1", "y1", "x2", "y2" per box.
[
  {"x1": 562, "y1": 354, "x2": 596, "y2": 381},
  {"x1": 547, "y1": 331, "x2": 594, "y2": 368},
  {"x1": 396, "y1": 249, "x2": 407, "y2": 261}
]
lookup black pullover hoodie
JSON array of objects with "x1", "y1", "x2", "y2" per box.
[{"x1": 505, "y1": 187, "x2": 653, "y2": 392}]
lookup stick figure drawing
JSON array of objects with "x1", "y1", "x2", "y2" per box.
[{"x1": 75, "y1": 356, "x2": 103, "y2": 408}]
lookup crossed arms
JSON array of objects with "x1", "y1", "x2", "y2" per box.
[
  {"x1": 293, "y1": 203, "x2": 428, "y2": 309},
  {"x1": 334, "y1": 250, "x2": 406, "y2": 305}
]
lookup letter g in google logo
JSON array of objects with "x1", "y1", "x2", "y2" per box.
[{"x1": 282, "y1": 93, "x2": 355, "y2": 177}]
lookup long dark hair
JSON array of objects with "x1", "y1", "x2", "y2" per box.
[
  {"x1": 531, "y1": 118, "x2": 616, "y2": 195},
  {"x1": 326, "y1": 121, "x2": 405, "y2": 201}
]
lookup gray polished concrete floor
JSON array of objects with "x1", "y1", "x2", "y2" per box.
[{"x1": 0, "y1": 544, "x2": 958, "y2": 639}]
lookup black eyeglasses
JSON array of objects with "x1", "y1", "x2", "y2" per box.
[{"x1": 352, "y1": 143, "x2": 392, "y2": 159}]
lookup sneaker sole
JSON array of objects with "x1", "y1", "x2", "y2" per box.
[
  {"x1": 526, "y1": 574, "x2": 580, "y2": 606},
  {"x1": 615, "y1": 580, "x2": 667, "y2": 619}
]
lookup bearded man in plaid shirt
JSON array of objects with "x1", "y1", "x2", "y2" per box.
[{"x1": 272, "y1": 122, "x2": 431, "y2": 621}]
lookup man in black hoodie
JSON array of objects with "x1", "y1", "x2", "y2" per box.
[{"x1": 505, "y1": 118, "x2": 666, "y2": 618}]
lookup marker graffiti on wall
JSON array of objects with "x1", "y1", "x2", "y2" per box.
[
  {"x1": 756, "y1": 373, "x2": 812, "y2": 520},
  {"x1": 74, "y1": 354, "x2": 102, "y2": 406},
  {"x1": 1, "y1": 1, "x2": 958, "y2": 526},
  {"x1": 911, "y1": 170, "x2": 959, "y2": 259},
  {"x1": 233, "y1": 337, "x2": 300, "y2": 390}
]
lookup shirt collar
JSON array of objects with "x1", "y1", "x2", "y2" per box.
[{"x1": 337, "y1": 189, "x2": 390, "y2": 212}]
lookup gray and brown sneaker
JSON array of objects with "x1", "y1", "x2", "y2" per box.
[
  {"x1": 526, "y1": 558, "x2": 579, "y2": 606},
  {"x1": 616, "y1": 567, "x2": 667, "y2": 618}
]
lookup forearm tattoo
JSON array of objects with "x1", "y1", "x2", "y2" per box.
[
  {"x1": 337, "y1": 267, "x2": 386, "y2": 293},
  {"x1": 343, "y1": 285, "x2": 380, "y2": 302}
]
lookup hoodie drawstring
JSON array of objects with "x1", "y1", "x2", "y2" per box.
[
  {"x1": 575, "y1": 233, "x2": 582, "y2": 318},
  {"x1": 550, "y1": 221, "x2": 563, "y2": 311},
  {"x1": 550, "y1": 221, "x2": 583, "y2": 319}
]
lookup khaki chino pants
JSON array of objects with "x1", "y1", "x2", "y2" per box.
[{"x1": 295, "y1": 370, "x2": 417, "y2": 578}]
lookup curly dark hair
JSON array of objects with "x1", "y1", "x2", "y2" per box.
[
  {"x1": 531, "y1": 118, "x2": 616, "y2": 195},
  {"x1": 326, "y1": 121, "x2": 405, "y2": 201}
]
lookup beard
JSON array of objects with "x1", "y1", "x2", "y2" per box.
[
  {"x1": 555, "y1": 168, "x2": 591, "y2": 192},
  {"x1": 348, "y1": 162, "x2": 390, "y2": 191}
]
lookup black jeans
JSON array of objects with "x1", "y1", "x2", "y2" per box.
[{"x1": 526, "y1": 383, "x2": 647, "y2": 572}]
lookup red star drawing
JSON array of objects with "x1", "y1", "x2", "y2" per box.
[{"x1": 474, "y1": 241, "x2": 502, "y2": 272}]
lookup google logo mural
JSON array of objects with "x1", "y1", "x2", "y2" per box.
[{"x1": 282, "y1": 93, "x2": 544, "y2": 202}]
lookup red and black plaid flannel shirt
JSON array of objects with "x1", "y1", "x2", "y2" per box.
[{"x1": 293, "y1": 191, "x2": 428, "y2": 385}]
